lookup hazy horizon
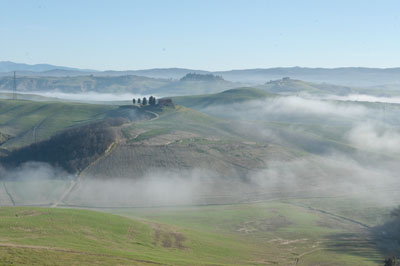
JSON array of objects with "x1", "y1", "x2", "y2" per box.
[
  {"x1": 2, "y1": 0, "x2": 400, "y2": 71},
  {"x1": 2, "y1": 60, "x2": 400, "y2": 73}
]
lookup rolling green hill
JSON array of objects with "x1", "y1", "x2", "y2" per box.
[
  {"x1": 77, "y1": 104, "x2": 293, "y2": 181},
  {"x1": 0, "y1": 100, "x2": 120, "y2": 149},
  {"x1": 0, "y1": 74, "x2": 241, "y2": 95},
  {"x1": 0, "y1": 85, "x2": 399, "y2": 265},
  {"x1": 0, "y1": 75, "x2": 170, "y2": 94},
  {"x1": 260, "y1": 78, "x2": 356, "y2": 95},
  {"x1": 0, "y1": 202, "x2": 391, "y2": 266},
  {"x1": 0, "y1": 92, "x2": 63, "y2": 102},
  {"x1": 171, "y1": 87, "x2": 275, "y2": 108}
]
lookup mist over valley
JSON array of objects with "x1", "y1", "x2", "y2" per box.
[{"x1": 2, "y1": 1, "x2": 400, "y2": 264}]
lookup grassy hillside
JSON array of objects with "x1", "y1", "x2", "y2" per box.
[
  {"x1": 171, "y1": 87, "x2": 275, "y2": 108},
  {"x1": 0, "y1": 202, "x2": 390, "y2": 265},
  {"x1": 0, "y1": 74, "x2": 241, "y2": 95},
  {"x1": 110, "y1": 200, "x2": 391, "y2": 266},
  {"x1": 260, "y1": 78, "x2": 356, "y2": 95},
  {"x1": 121, "y1": 105, "x2": 237, "y2": 144},
  {"x1": 215, "y1": 67, "x2": 400, "y2": 86},
  {"x1": 0, "y1": 92, "x2": 63, "y2": 102},
  {"x1": 0, "y1": 93, "x2": 398, "y2": 265},
  {"x1": 0, "y1": 100, "x2": 119, "y2": 149},
  {"x1": 148, "y1": 79, "x2": 240, "y2": 96},
  {"x1": 0, "y1": 75, "x2": 170, "y2": 94},
  {"x1": 78, "y1": 104, "x2": 293, "y2": 181},
  {"x1": 1, "y1": 118, "x2": 126, "y2": 173}
]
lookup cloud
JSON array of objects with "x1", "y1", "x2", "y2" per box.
[
  {"x1": 326, "y1": 94, "x2": 400, "y2": 104},
  {"x1": 202, "y1": 96, "x2": 368, "y2": 122},
  {"x1": 0, "y1": 161, "x2": 71, "y2": 181},
  {"x1": 347, "y1": 123, "x2": 400, "y2": 153},
  {"x1": 1, "y1": 90, "x2": 156, "y2": 102}
]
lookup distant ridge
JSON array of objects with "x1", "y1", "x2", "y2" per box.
[
  {"x1": 1, "y1": 61, "x2": 400, "y2": 86},
  {"x1": 0, "y1": 61, "x2": 96, "y2": 73}
]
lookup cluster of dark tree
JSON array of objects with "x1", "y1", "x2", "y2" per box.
[
  {"x1": 372, "y1": 207, "x2": 400, "y2": 266},
  {"x1": 0, "y1": 118, "x2": 127, "y2": 174},
  {"x1": 180, "y1": 73, "x2": 224, "y2": 82},
  {"x1": 384, "y1": 257, "x2": 399, "y2": 266},
  {"x1": 132, "y1": 96, "x2": 157, "y2": 106}
]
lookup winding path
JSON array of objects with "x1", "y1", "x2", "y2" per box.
[
  {"x1": 3, "y1": 182, "x2": 15, "y2": 206},
  {"x1": 52, "y1": 109, "x2": 160, "y2": 208},
  {"x1": 289, "y1": 202, "x2": 370, "y2": 228}
]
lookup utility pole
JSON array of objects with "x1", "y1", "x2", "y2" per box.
[
  {"x1": 34, "y1": 126, "x2": 37, "y2": 145},
  {"x1": 12, "y1": 71, "x2": 17, "y2": 100}
]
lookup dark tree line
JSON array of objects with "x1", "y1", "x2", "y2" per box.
[
  {"x1": 132, "y1": 96, "x2": 156, "y2": 106},
  {"x1": 384, "y1": 257, "x2": 398, "y2": 266}
]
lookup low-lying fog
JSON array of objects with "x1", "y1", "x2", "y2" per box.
[
  {"x1": 0, "y1": 90, "x2": 157, "y2": 103},
  {"x1": 1, "y1": 92, "x2": 400, "y2": 209},
  {"x1": 1, "y1": 151, "x2": 399, "y2": 208},
  {"x1": 325, "y1": 94, "x2": 400, "y2": 104}
]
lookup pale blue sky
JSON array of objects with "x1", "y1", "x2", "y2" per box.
[{"x1": 1, "y1": 0, "x2": 399, "y2": 70}]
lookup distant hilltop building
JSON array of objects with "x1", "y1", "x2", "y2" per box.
[
  {"x1": 158, "y1": 98, "x2": 174, "y2": 107},
  {"x1": 266, "y1": 77, "x2": 292, "y2": 84}
]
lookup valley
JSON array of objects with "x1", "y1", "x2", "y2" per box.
[{"x1": 1, "y1": 75, "x2": 400, "y2": 265}]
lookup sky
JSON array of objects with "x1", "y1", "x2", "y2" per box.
[{"x1": 1, "y1": 0, "x2": 400, "y2": 71}]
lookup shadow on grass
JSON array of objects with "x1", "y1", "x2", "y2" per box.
[{"x1": 326, "y1": 229, "x2": 400, "y2": 264}]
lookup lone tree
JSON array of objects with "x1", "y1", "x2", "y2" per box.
[
  {"x1": 142, "y1": 97, "x2": 147, "y2": 105},
  {"x1": 132, "y1": 98, "x2": 136, "y2": 104},
  {"x1": 137, "y1": 98, "x2": 141, "y2": 104}
]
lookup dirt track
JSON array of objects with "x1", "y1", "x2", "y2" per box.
[
  {"x1": 52, "y1": 110, "x2": 160, "y2": 208},
  {"x1": 2, "y1": 182, "x2": 15, "y2": 206}
]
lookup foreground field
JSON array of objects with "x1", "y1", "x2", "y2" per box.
[{"x1": 0, "y1": 198, "x2": 395, "y2": 265}]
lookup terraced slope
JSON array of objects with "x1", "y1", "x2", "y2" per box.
[{"x1": 79, "y1": 105, "x2": 293, "y2": 179}]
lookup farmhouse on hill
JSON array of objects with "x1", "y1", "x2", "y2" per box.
[{"x1": 158, "y1": 98, "x2": 174, "y2": 107}]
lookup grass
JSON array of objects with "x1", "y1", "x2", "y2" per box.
[
  {"x1": 0, "y1": 206, "x2": 283, "y2": 265},
  {"x1": 171, "y1": 87, "x2": 275, "y2": 108},
  {"x1": 0, "y1": 207, "x2": 159, "y2": 265},
  {"x1": 122, "y1": 105, "x2": 238, "y2": 143},
  {"x1": 106, "y1": 200, "x2": 387, "y2": 265},
  {"x1": 286, "y1": 197, "x2": 396, "y2": 227},
  {"x1": 0, "y1": 100, "x2": 118, "y2": 148},
  {"x1": 0, "y1": 91, "x2": 397, "y2": 265},
  {"x1": 0, "y1": 198, "x2": 391, "y2": 265}
]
